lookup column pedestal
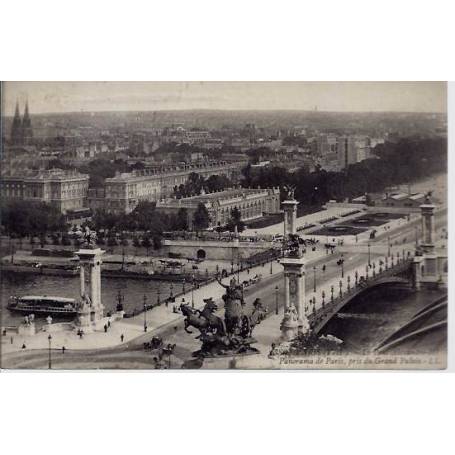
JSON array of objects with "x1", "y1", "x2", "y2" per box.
[
  {"x1": 280, "y1": 256, "x2": 310, "y2": 339},
  {"x1": 75, "y1": 248, "x2": 105, "y2": 332}
]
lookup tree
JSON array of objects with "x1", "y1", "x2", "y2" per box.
[
  {"x1": 193, "y1": 203, "x2": 210, "y2": 232},
  {"x1": 227, "y1": 207, "x2": 245, "y2": 233},
  {"x1": 175, "y1": 208, "x2": 189, "y2": 231}
]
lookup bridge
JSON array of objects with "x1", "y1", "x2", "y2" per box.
[{"x1": 306, "y1": 255, "x2": 414, "y2": 335}]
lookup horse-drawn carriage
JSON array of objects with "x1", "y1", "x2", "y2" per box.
[{"x1": 242, "y1": 273, "x2": 262, "y2": 288}]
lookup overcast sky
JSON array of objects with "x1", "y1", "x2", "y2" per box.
[{"x1": 3, "y1": 81, "x2": 447, "y2": 115}]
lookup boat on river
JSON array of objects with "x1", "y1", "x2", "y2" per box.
[{"x1": 7, "y1": 295, "x2": 78, "y2": 316}]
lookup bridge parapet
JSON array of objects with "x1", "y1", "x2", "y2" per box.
[{"x1": 307, "y1": 258, "x2": 413, "y2": 334}]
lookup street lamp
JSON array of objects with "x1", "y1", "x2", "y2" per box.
[
  {"x1": 143, "y1": 295, "x2": 148, "y2": 332},
  {"x1": 270, "y1": 259, "x2": 273, "y2": 275},
  {"x1": 367, "y1": 242, "x2": 371, "y2": 266},
  {"x1": 340, "y1": 255, "x2": 344, "y2": 278},
  {"x1": 275, "y1": 285, "x2": 279, "y2": 315},
  {"x1": 347, "y1": 275, "x2": 351, "y2": 291},
  {"x1": 182, "y1": 278, "x2": 186, "y2": 294},
  {"x1": 388, "y1": 236, "x2": 391, "y2": 257},
  {"x1": 313, "y1": 266, "x2": 317, "y2": 293},
  {"x1": 365, "y1": 264, "x2": 369, "y2": 279},
  {"x1": 339, "y1": 280, "x2": 343, "y2": 297},
  {"x1": 191, "y1": 274, "x2": 195, "y2": 308},
  {"x1": 330, "y1": 285, "x2": 334, "y2": 302},
  {"x1": 48, "y1": 334, "x2": 52, "y2": 369},
  {"x1": 321, "y1": 290, "x2": 325, "y2": 307}
]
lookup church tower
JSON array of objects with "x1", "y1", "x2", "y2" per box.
[
  {"x1": 22, "y1": 100, "x2": 33, "y2": 144},
  {"x1": 10, "y1": 100, "x2": 23, "y2": 145}
]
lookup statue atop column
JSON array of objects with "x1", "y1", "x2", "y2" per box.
[
  {"x1": 83, "y1": 226, "x2": 97, "y2": 249},
  {"x1": 283, "y1": 184, "x2": 296, "y2": 200}
]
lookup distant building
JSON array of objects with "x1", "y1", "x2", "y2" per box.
[
  {"x1": 10, "y1": 100, "x2": 33, "y2": 146},
  {"x1": 380, "y1": 192, "x2": 426, "y2": 208},
  {"x1": 318, "y1": 134, "x2": 373, "y2": 171},
  {"x1": 88, "y1": 161, "x2": 243, "y2": 214},
  {"x1": 1, "y1": 168, "x2": 89, "y2": 213},
  {"x1": 156, "y1": 187, "x2": 281, "y2": 229}
]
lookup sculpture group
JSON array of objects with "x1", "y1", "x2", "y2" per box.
[{"x1": 180, "y1": 277, "x2": 268, "y2": 357}]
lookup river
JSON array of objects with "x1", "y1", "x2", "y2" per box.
[
  {"x1": 0, "y1": 272, "x2": 179, "y2": 328},
  {"x1": 320, "y1": 287, "x2": 446, "y2": 354}
]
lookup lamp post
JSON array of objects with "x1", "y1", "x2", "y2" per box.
[
  {"x1": 365, "y1": 264, "x2": 369, "y2": 279},
  {"x1": 372, "y1": 262, "x2": 376, "y2": 277},
  {"x1": 182, "y1": 278, "x2": 186, "y2": 294},
  {"x1": 48, "y1": 334, "x2": 52, "y2": 369},
  {"x1": 270, "y1": 259, "x2": 273, "y2": 275},
  {"x1": 191, "y1": 274, "x2": 195, "y2": 308},
  {"x1": 340, "y1": 255, "x2": 344, "y2": 278},
  {"x1": 321, "y1": 290, "x2": 325, "y2": 307},
  {"x1": 339, "y1": 280, "x2": 343, "y2": 297},
  {"x1": 367, "y1": 242, "x2": 371, "y2": 266},
  {"x1": 143, "y1": 295, "x2": 148, "y2": 332},
  {"x1": 387, "y1": 236, "x2": 391, "y2": 257},
  {"x1": 330, "y1": 285, "x2": 334, "y2": 303},
  {"x1": 275, "y1": 285, "x2": 279, "y2": 315},
  {"x1": 347, "y1": 275, "x2": 351, "y2": 291},
  {"x1": 355, "y1": 270, "x2": 358, "y2": 285},
  {"x1": 313, "y1": 266, "x2": 317, "y2": 293},
  {"x1": 415, "y1": 225, "x2": 418, "y2": 247},
  {"x1": 157, "y1": 286, "x2": 161, "y2": 306}
]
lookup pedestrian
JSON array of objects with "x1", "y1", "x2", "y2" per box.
[
  {"x1": 62, "y1": 346, "x2": 66, "y2": 354},
  {"x1": 120, "y1": 334, "x2": 124, "y2": 342},
  {"x1": 104, "y1": 324, "x2": 108, "y2": 333},
  {"x1": 22, "y1": 343, "x2": 26, "y2": 349},
  {"x1": 107, "y1": 320, "x2": 111, "y2": 328},
  {"x1": 322, "y1": 265, "x2": 326, "y2": 272},
  {"x1": 10, "y1": 336, "x2": 14, "y2": 344}
]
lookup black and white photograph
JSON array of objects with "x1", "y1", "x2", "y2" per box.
[{"x1": 0, "y1": 81, "x2": 448, "y2": 370}]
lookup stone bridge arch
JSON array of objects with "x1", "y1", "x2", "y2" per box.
[{"x1": 311, "y1": 276, "x2": 410, "y2": 334}]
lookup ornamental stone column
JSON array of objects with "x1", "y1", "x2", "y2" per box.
[
  {"x1": 420, "y1": 195, "x2": 436, "y2": 255},
  {"x1": 76, "y1": 247, "x2": 105, "y2": 331},
  {"x1": 280, "y1": 195, "x2": 310, "y2": 340}
]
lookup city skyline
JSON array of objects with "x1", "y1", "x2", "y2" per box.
[{"x1": 3, "y1": 81, "x2": 447, "y2": 115}]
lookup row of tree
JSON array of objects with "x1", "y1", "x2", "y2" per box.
[
  {"x1": 90, "y1": 201, "x2": 211, "y2": 235},
  {"x1": 1, "y1": 200, "x2": 67, "y2": 239}
]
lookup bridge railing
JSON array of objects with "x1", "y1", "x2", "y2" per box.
[{"x1": 306, "y1": 253, "x2": 414, "y2": 331}]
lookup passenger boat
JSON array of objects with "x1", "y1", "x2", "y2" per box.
[{"x1": 7, "y1": 295, "x2": 78, "y2": 316}]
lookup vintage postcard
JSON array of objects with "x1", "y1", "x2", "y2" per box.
[{"x1": 0, "y1": 81, "x2": 448, "y2": 370}]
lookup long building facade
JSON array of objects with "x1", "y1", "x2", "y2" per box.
[
  {"x1": 1, "y1": 168, "x2": 89, "y2": 213},
  {"x1": 156, "y1": 187, "x2": 281, "y2": 229},
  {"x1": 88, "y1": 161, "x2": 242, "y2": 214}
]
